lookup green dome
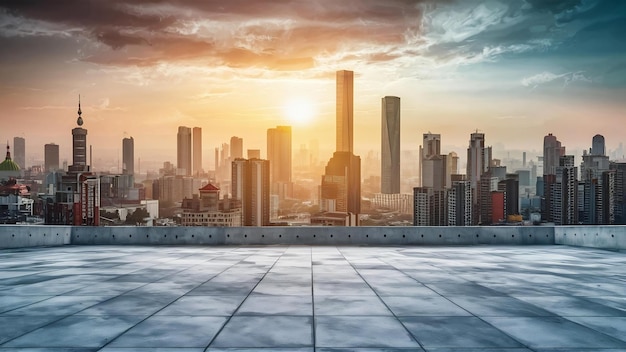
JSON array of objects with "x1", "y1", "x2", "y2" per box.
[
  {"x1": 0, "y1": 158, "x2": 20, "y2": 171},
  {"x1": 0, "y1": 145, "x2": 20, "y2": 171}
]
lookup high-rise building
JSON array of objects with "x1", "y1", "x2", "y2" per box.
[
  {"x1": 543, "y1": 133, "x2": 565, "y2": 176},
  {"x1": 591, "y1": 134, "x2": 606, "y2": 156},
  {"x1": 498, "y1": 174, "x2": 520, "y2": 217},
  {"x1": 381, "y1": 96, "x2": 400, "y2": 194},
  {"x1": 320, "y1": 151, "x2": 361, "y2": 216},
  {"x1": 13, "y1": 137, "x2": 25, "y2": 170},
  {"x1": 552, "y1": 155, "x2": 578, "y2": 225},
  {"x1": 122, "y1": 137, "x2": 134, "y2": 175},
  {"x1": 466, "y1": 132, "x2": 491, "y2": 224},
  {"x1": 267, "y1": 126, "x2": 292, "y2": 199},
  {"x1": 581, "y1": 135, "x2": 610, "y2": 224},
  {"x1": 248, "y1": 149, "x2": 261, "y2": 159},
  {"x1": 177, "y1": 126, "x2": 192, "y2": 176},
  {"x1": 44, "y1": 143, "x2": 60, "y2": 172},
  {"x1": 413, "y1": 187, "x2": 446, "y2": 226},
  {"x1": 447, "y1": 180, "x2": 472, "y2": 226},
  {"x1": 232, "y1": 158, "x2": 270, "y2": 226},
  {"x1": 193, "y1": 127, "x2": 202, "y2": 176},
  {"x1": 230, "y1": 136, "x2": 243, "y2": 159},
  {"x1": 611, "y1": 162, "x2": 626, "y2": 224},
  {"x1": 70, "y1": 97, "x2": 89, "y2": 173},
  {"x1": 336, "y1": 70, "x2": 354, "y2": 153}
]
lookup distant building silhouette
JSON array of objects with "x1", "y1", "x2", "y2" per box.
[
  {"x1": 122, "y1": 137, "x2": 134, "y2": 175},
  {"x1": 267, "y1": 126, "x2": 292, "y2": 199},
  {"x1": 177, "y1": 126, "x2": 192, "y2": 176},
  {"x1": 591, "y1": 134, "x2": 605, "y2": 156},
  {"x1": 336, "y1": 70, "x2": 354, "y2": 153},
  {"x1": 44, "y1": 143, "x2": 59, "y2": 173},
  {"x1": 193, "y1": 127, "x2": 202, "y2": 176},
  {"x1": 318, "y1": 70, "x2": 361, "y2": 225},
  {"x1": 13, "y1": 137, "x2": 25, "y2": 170},
  {"x1": 381, "y1": 96, "x2": 400, "y2": 194},
  {"x1": 230, "y1": 136, "x2": 243, "y2": 159},
  {"x1": 232, "y1": 158, "x2": 270, "y2": 226}
]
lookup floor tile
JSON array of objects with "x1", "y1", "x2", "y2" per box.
[{"x1": 316, "y1": 316, "x2": 419, "y2": 348}]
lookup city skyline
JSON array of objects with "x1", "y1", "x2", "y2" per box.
[{"x1": 1, "y1": 1, "x2": 625, "y2": 169}]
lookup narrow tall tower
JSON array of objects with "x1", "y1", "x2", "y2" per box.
[
  {"x1": 267, "y1": 126, "x2": 292, "y2": 199},
  {"x1": 70, "y1": 95, "x2": 89, "y2": 172},
  {"x1": 177, "y1": 126, "x2": 192, "y2": 176},
  {"x1": 122, "y1": 137, "x2": 134, "y2": 175},
  {"x1": 381, "y1": 96, "x2": 400, "y2": 194},
  {"x1": 13, "y1": 137, "x2": 25, "y2": 170},
  {"x1": 193, "y1": 127, "x2": 202, "y2": 175},
  {"x1": 336, "y1": 70, "x2": 354, "y2": 153}
]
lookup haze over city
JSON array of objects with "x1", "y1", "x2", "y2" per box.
[{"x1": 1, "y1": 0, "x2": 625, "y2": 170}]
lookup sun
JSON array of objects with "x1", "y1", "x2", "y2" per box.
[{"x1": 284, "y1": 98, "x2": 314, "y2": 125}]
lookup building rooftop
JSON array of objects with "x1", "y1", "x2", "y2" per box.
[{"x1": 0, "y1": 244, "x2": 625, "y2": 350}]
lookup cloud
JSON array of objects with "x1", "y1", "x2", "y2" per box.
[{"x1": 521, "y1": 71, "x2": 592, "y2": 88}]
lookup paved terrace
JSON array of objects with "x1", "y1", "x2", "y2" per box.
[{"x1": 0, "y1": 245, "x2": 625, "y2": 351}]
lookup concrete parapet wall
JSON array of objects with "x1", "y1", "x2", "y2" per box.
[
  {"x1": 70, "y1": 226, "x2": 555, "y2": 246},
  {"x1": 0, "y1": 225, "x2": 72, "y2": 249},
  {"x1": 555, "y1": 226, "x2": 626, "y2": 250}
]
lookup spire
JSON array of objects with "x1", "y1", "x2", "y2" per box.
[
  {"x1": 77, "y1": 94, "x2": 84, "y2": 126},
  {"x1": 5, "y1": 142, "x2": 10, "y2": 160}
]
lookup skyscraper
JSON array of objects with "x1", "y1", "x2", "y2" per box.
[
  {"x1": 467, "y1": 132, "x2": 492, "y2": 225},
  {"x1": 122, "y1": 137, "x2": 134, "y2": 175},
  {"x1": 591, "y1": 134, "x2": 606, "y2": 156},
  {"x1": 177, "y1": 126, "x2": 192, "y2": 176},
  {"x1": 336, "y1": 70, "x2": 354, "y2": 153},
  {"x1": 232, "y1": 158, "x2": 270, "y2": 226},
  {"x1": 230, "y1": 136, "x2": 243, "y2": 159},
  {"x1": 267, "y1": 126, "x2": 292, "y2": 199},
  {"x1": 543, "y1": 133, "x2": 565, "y2": 176},
  {"x1": 44, "y1": 143, "x2": 59, "y2": 172},
  {"x1": 70, "y1": 96, "x2": 88, "y2": 172},
  {"x1": 13, "y1": 137, "x2": 25, "y2": 170},
  {"x1": 193, "y1": 127, "x2": 202, "y2": 176},
  {"x1": 320, "y1": 151, "x2": 361, "y2": 215},
  {"x1": 381, "y1": 96, "x2": 400, "y2": 194}
]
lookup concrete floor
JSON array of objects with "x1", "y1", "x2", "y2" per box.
[{"x1": 0, "y1": 245, "x2": 625, "y2": 351}]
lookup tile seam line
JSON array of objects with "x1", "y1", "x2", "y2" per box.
[
  {"x1": 203, "y1": 245, "x2": 290, "y2": 351},
  {"x1": 96, "y1": 245, "x2": 249, "y2": 350},
  {"x1": 335, "y1": 246, "x2": 426, "y2": 351}
]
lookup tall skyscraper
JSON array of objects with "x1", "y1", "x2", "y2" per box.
[
  {"x1": 230, "y1": 136, "x2": 243, "y2": 159},
  {"x1": 193, "y1": 127, "x2": 202, "y2": 176},
  {"x1": 552, "y1": 155, "x2": 578, "y2": 225},
  {"x1": 177, "y1": 126, "x2": 192, "y2": 176},
  {"x1": 320, "y1": 151, "x2": 361, "y2": 216},
  {"x1": 13, "y1": 137, "x2": 25, "y2": 170},
  {"x1": 232, "y1": 158, "x2": 270, "y2": 226},
  {"x1": 70, "y1": 96, "x2": 89, "y2": 172},
  {"x1": 44, "y1": 143, "x2": 59, "y2": 172},
  {"x1": 591, "y1": 134, "x2": 606, "y2": 156},
  {"x1": 467, "y1": 132, "x2": 492, "y2": 225},
  {"x1": 122, "y1": 137, "x2": 134, "y2": 175},
  {"x1": 267, "y1": 126, "x2": 292, "y2": 199},
  {"x1": 336, "y1": 70, "x2": 354, "y2": 153},
  {"x1": 543, "y1": 133, "x2": 565, "y2": 176},
  {"x1": 448, "y1": 180, "x2": 473, "y2": 226},
  {"x1": 381, "y1": 96, "x2": 400, "y2": 194}
]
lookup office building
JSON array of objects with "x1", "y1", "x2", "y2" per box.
[
  {"x1": 381, "y1": 96, "x2": 400, "y2": 194},
  {"x1": 177, "y1": 126, "x2": 192, "y2": 176},
  {"x1": 248, "y1": 149, "x2": 261, "y2": 159},
  {"x1": 336, "y1": 70, "x2": 354, "y2": 153},
  {"x1": 122, "y1": 137, "x2": 134, "y2": 175},
  {"x1": 413, "y1": 187, "x2": 446, "y2": 226},
  {"x1": 13, "y1": 137, "x2": 25, "y2": 170},
  {"x1": 447, "y1": 180, "x2": 472, "y2": 226},
  {"x1": 467, "y1": 132, "x2": 492, "y2": 192},
  {"x1": 320, "y1": 152, "x2": 361, "y2": 216},
  {"x1": 552, "y1": 155, "x2": 578, "y2": 225},
  {"x1": 267, "y1": 126, "x2": 292, "y2": 199},
  {"x1": 543, "y1": 133, "x2": 565, "y2": 176},
  {"x1": 230, "y1": 136, "x2": 243, "y2": 159},
  {"x1": 44, "y1": 143, "x2": 60, "y2": 172},
  {"x1": 193, "y1": 127, "x2": 202, "y2": 176},
  {"x1": 232, "y1": 158, "x2": 270, "y2": 226},
  {"x1": 591, "y1": 134, "x2": 606, "y2": 156}
]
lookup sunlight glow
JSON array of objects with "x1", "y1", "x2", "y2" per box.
[{"x1": 284, "y1": 98, "x2": 314, "y2": 125}]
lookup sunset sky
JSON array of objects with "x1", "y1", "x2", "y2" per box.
[{"x1": 1, "y1": 0, "x2": 625, "y2": 171}]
